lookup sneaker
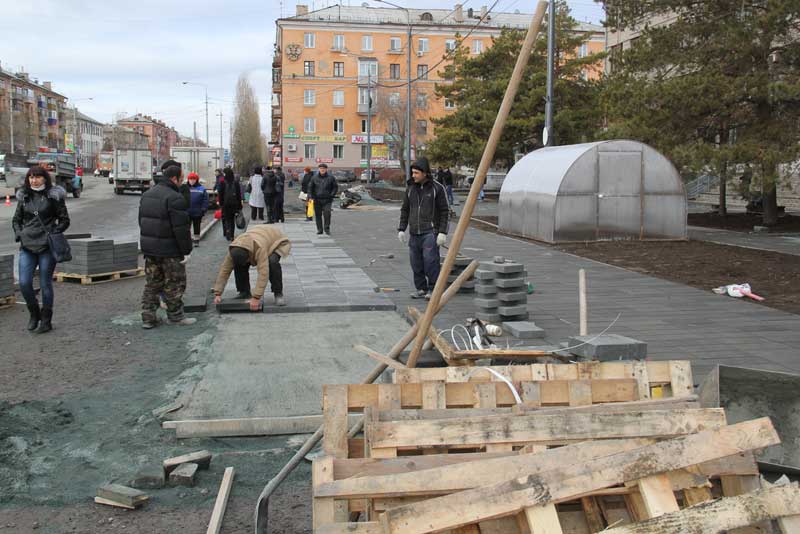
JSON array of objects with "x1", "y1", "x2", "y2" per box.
[
  {"x1": 193, "y1": 239, "x2": 200, "y2": 247},
  {"x1": 167, "y1": 317, "x2": 197, "y2": 326},
  {"x1": 275, "y1": 294, "x2": 286, "y2": 307},
  {"x1": 235, "y1": 291, "x2": 252, "y2": 300},
  {"x1": 410, "y1": 289, "x2": 427, "y2": 299},
  {"x1": 424, "y1": 292, "x2": 432, "y2": 300},
  {"x1": 324, "y1": 230, "x2": 331, "y2": 235},
  {"x1": 316, "y1": 231, "x2": 323, "y2": 235},
  {"x1": 142, "y1": 318, "x2": 162, "y2": 330}
]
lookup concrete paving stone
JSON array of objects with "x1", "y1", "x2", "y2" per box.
[
  {"x1": 129, "y1": 465, "x2": 165, "y2": 490},
  {"x1": 567, "y1": 334, "x2": 647, "y2": 361},
  {"x1": 184, "y1": 294, "x2": 208, "y2": 313},
  {"x1": 497, "y1": 304, "x2": 528, "y2": 316},
  {"x1": 474, "y1": 297, "x2": 499, "y2": 308},
  {"x1": 499, "y1": 312, "x2": 530, "y2": 321},
  {"x1": 476, "y1": 311, "x2": 502, "y2": 322},
  {"x1": 494, "y1": 277, "x2": 526, "y2": 289},
  {"x1": 495, "y1": 270, "x2": 528, "y2": 279},
  {"x1": 168, "y1": 463, "x2": 198, "y2": 487},
  {"x1": 481, "y1": 261, "x2": 524, "y2": 274},
  {"x1": 502, "y1": 321, "x2": 546, "y2": 339},
  {"x1": 218, "y1": 299, "x2": 263, "y2": 313},
  {"x1": 496, "y1": 290, "x2": 527, "y2": 303},
  {"x1": 473, "y1": 270, "x2": 496, "y2": 281}
]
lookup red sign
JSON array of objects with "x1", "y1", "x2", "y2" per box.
[
  {"x1": 316, "y1": 157, "x2": 334, "y2": 163},
  {"x1": 285, "y1": 156, "x2": 303, "y2": 162}
]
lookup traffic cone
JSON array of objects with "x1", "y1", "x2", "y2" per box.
[{"x1": 4, "y1": 195, "x2": 10, "y2": 207}]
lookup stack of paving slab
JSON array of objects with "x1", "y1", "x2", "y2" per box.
[
  {"x1": 0, "y1": 254, "x2": 13, "y2": 298},
  {"x1": 444, "y1": 255, "x2": 475, "y2": 293},
  {"x1": 473, "y1": 257, "x2": 529, "y2": 323},
  {"x1": 59, "y1": 238, "x2": 115, "y2": 275},
  {"x1": 113, "y1": 242, "x2": 140, "y2": 272}
]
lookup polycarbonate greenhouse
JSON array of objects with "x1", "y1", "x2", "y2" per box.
[{"x1": 498, "y1": 140, "x2": 687, "y2": 243}]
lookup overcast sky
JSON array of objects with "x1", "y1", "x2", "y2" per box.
[{"x1": 0, "y1": 0, "x2": 604, "y2": 149}]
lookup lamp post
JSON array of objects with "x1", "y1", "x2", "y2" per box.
[
  {"x1": 375, "y1": 0, "x2": 412, "y2": 182},
  {"x1": 544, "y1": 0, "x2": 555, "y2": 146},
  {"x1": 70, "y1": 97, "x2": 93, "y2": 166},
  {"x1": 182, "y1": 81, "x2": 209, "y2": 146}
]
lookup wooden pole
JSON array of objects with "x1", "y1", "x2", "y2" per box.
[
  {"x1": 579, "y1": 268, "x2": 588, "y2": 336},
  {"x1": 407, "y1": 1, "x2": 549, "y2": 366}
]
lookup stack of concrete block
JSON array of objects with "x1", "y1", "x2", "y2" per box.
[
  {"x1": 0, "y1": 254, "x2": 14, "y2": 298},
  {"x1": 113, "y1": 242, "x2": 140, "y2": 272},
  {"x1": 445, "y1": 255, "x2": 475, "y2": 293},
  {"x1": 60, "y1": 238, "x2": 115, "y2": 275},
  {"x1": 473, "y1": 257, "x2": 529, "y2": 323}
]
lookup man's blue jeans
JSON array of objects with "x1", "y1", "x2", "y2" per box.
[
  {"x1": 19, "y1": 248, "x2": 56, "y2": 308},
  {"x1": 408, "y1": 231, "x2": 440, "y2": 292}
]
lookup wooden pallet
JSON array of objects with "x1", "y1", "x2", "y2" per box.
[
  {"x1": 0, "y1": 295, "x2": 16, "y2": 310},
  {"x1": 54, "y1": 268, "x2": 144, "y2": 285}
]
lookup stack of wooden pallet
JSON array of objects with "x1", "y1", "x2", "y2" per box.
[{"x1": 313, "y1": 360, "x2": 800, "y2": 533}]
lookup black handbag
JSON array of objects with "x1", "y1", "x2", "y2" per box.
[
  {"x1": 235, "y1": 210, "x2": 247, "y2": 230},
  {"x1": 33, "y1": 210, "x2": 72, "y2": 263}
]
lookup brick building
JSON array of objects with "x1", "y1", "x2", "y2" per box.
[
  {"x1": 116, "y1": 114, "x2": 179, "y2": 168},
  {"x1": 66, "y1": 110, "x2": 104, "y2": 170}
]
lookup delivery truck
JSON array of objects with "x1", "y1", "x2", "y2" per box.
[
  {"x1": 170, "y1": 147, "x2": 223, "y2": 186},
  {"x1": 113, "y1": 148, "x2": 153, "y2": 194},
  {"x1": 97, "y1": 152, "x2": 113, "y2": 177}
]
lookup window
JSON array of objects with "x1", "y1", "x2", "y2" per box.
[
  {"x1": 389, "y1": 118, "x2": 400, "y2": 134},
  {"x1": 304, "y1": 32, "x2": 315, "y2": 48},
  {"x1": 358, "y1": 87, "x2": 376, "y2": 107},
  {"x1": 389, "y1": 92, "x2": 400, "y2": 107},
  {"x1": 358, "y1": 60, "x2": 378, "y2": 78},
  {"x1": 390, "y1": 64, "x2": 400, "y2": 79},
  {"x1": 420, "y1": 12, "x2": 433, "y2": 21},
  {"x1": 303, "y1": 89, "x2": 316, "y2": 105},
  {"x1": 416, "y1": 93, "x2": 428, "y2": 109},
  {"x1": 304, "y1": 61, "x2": 315, "y2": 76},
  {"x1": 362, "y1": 35, "x2": 373, "y2": 51},
  {"x1": 333, "y1": 118, "x2": 344, "y2": 134},
  {"x1": 333, "y1": 144, "x2": 344, "y2": 159},
  {"x1": 417, "y1": 64, "x2": 428, "y2": 80},
  {"x1": 332, "y1": 90, "x2": 344, "y2": 106},
  {"x1": 418, "y1": 38, "x2": 429, "y2": 53},
  {"x1": 361, "y1": 145, "x2": 369, "y2": 159},
  {"x1": 333, "y1": 62, "x2": 344, "y2": 77},
  {"x1": 333, "y1": 34, "x2": 345, "y2": 50},
  {"x1": 360, "y1": 119, "x2": 368, "y2": 133},
  {"x1": 578, "y1": 43, "x2": 588, "y2": 58},
  {"x1": 472, "y1": 39, "x2": 483, "y2": 54},
  {"x1": 417, "y1": 119, "x2": 427, "y2": 135},
  {"x1": 304, "y1": 118, "x2": 316, "y2": 132},
  {"x1": 390, "y1": 37, "x2": 402, "y2": 51},
  {"x1": 445, "y1": 39, "x2": 456, "y2": 52},
  {"x1": 445, "y1": 98, "x2": 455, "y2": 109},
  {"x1": 304, "y1": 144, "x2": 316, "y2": 159}
]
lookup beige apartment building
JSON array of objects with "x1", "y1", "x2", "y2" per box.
[{"x1": 272, "y1": 4, "x2": 604, "y2": 176}]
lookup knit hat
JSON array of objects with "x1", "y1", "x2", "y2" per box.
[
  {"x1": 187, "y1": 172, "x2": 199, "y2": 181},
  {"x1": 318, "y1": 163, "x2": 328, "y2": 169},
  {"x1": 410, "y1": 157, "x2": 431, "y2": 175}
]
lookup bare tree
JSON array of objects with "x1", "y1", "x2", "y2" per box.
[
  {"x1": 373, "y1": 84, "x2": 424, "y2": 177},
  {"x1": 231, "y1": 74, "x2": 263, "y2": 175}
]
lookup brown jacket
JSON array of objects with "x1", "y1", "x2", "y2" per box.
[{"x1": 213, "y1": 225, "x2": 291, "y2": 299}]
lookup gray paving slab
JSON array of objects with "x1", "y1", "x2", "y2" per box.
[{"x1": 689, "y1": 226, "x2": 800, "y2": 256}]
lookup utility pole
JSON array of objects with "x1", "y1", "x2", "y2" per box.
[
  {"x1": 367, "y1": 71, "x2": 372, "y2": 182},
  {"x1": 193, "y1": 121, "x2": 197, "y2": 148},
  {"x1": 217, "y1": 112, "x2": 223, "y2": 149},
  {"x1": 406, "y1": 18, "x2": 412, "y2": 179},
  {"x1": 544, "y1": 0, "x2": 555, "y2": 146},
  {"x1": 204, "y1": 87, "x2": 209, "y2": 146}
]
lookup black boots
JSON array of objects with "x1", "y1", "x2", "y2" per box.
[
  {"x1": 26, "y1": 303, "x2": 40, "y2": 331},
  {"x1": 36, "y1": 307, "x2": 52, "y2": 334}
]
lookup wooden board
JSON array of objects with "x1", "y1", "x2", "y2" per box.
[
  {"x1": 163, "y1": 450, "x2": 212, "y2": 473},
  {"x1": 163, "y1": 414, "x2": 359, "y2": 438},
  {"x1": 206, "y1": 466, "x2": 235, "y2": 534},
  {"x1": 54, "y1": 267, "x2": 144, "y2": 285},
  {"x1": 94, "y1": 496, "x2": 137, "y2": 510},
  {"x1": 0, "y1": 295, "x2": 16, "y2": 310}
]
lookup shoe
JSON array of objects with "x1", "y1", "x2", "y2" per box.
[
  {"x1": 410, "y1": 290, "x2": 427, "y2": 299},
  {"x1": 26, "y1": 303, "x2": 40, "y2": 331},
  {"x1": 193, "y1": 239, "x2": 200, "y2": 247},
  {"x1": 274, "y1": 294, "x2": 286, "y2": 307},
  {"x1": 35, "y1": 307, "x2": 53, "y2": 334},
  {"x1": 316, "y1": 231, "x2": 323, "y2": 235},
  {"x1": 167, "y1": 317, "x2": 197, "y2": 326},
  {"x1": 235, "y1": 292, "x2": 252, "y2": 300},
  {"x1": 142, "y1": 318, "x2": 162, "y2": 329},
  {"x1": 424, "y1": 292, "x2": 432, "y2": 300},
  {"x1": 324, "y1": 230, "x2": 331, "y2": 235}
]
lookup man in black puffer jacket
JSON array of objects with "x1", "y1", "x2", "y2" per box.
[
  {"x1": 138, "y1": 160, "x2": 194, "y2": 329},
  {"x1": 308, "y1": 163, "x2": 338, "y2": 235}
]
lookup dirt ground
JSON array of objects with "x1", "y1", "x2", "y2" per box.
[
  {"x1": 688, "y1": 212, "x2": 800, "y2": 232},
  {"x1": 470, "y1": 215, "x2": 800, "y2": 316}
]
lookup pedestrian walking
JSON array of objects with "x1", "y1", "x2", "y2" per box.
[
  {"x1": 12, "y1": 166, "x2": 70, "y2": 334},
  {"x1": 247, "y1": 165, "x2": 266, "y2": 221},
  {"x1": 212, "y1": 225, "x2": 292, "y2": 311},
  {"x1": 398, "y1": 157, "x2": 449, "y2": 300},
  {"x1": 262, "y1": 167, "x2": 277, "y2": 223},
  {"x1": 214, "y1": 168, "x2": 224, "y2": 190},
  {"x1": 301, "y1": 166, "x2": 314, "y2": 221},
  {"x1": 308, "y1": 163, "x2": 338, "y2": 235},
  {"x1": 138, "y1": 161, "x2": 194, "y2": 328},
  {"x1": 217, "y1": 167, "x2": 243, "y2": 241},
  {"x1": 186, "y1": 172, "x2": 209, "y2": 245},
  {"x1": 274, "y1": 166, "x2": 286, "y2": 223},
  {"x1": 444, "y1": 167, "x2": 455, "y2": 205}
]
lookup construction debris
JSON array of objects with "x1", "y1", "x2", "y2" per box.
[
  {"x1": 95, "y1": 484, "x2": 148, "y2": 509},
  {"x1": 206, "y1": 467, "x2": 235, "y2": 534},
  {"x1": 168, "y1": 462, "x2": 198, "y2": 487},
  {"x1": 163, "y1": 450, "x2": 212, "y2": 474}
]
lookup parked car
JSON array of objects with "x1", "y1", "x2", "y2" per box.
[{"x1": 333, "y1": 169, "x2": 356, "y2": 183}]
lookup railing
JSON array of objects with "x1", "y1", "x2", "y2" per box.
[{"x1": 685, "y1": 174, "x2": 719, "y2": 199}]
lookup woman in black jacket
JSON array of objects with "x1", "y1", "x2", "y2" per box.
[
  {"x1": 217, "y1": 167, "x2": 242, "y2": 241},
  {"x1": 12, "y1": 166, "x2": 70, "y2": 333}
]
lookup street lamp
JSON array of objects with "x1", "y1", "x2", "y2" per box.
[
  {"x1": 70, "y1": 97, "x2": 93, "y2": 166},
  {"x1": 375, "y1": 0, "x2": 412, "y2": 182},
  {"x1": 182, "y1": 81, "x2": 209, "y2": 146}
]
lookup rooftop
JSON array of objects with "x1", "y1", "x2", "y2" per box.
[
  {"x1": 73, "y1": 109, "x2": 104, "y2": 125},
  {"x1": 0, "y1": 64, "x2": 66, "y2": 98}
]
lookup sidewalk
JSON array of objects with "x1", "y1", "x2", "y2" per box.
[
  {"x1": 330, "y1": 208, "x2": 800, "y2": 381},
  {"x1": 688, "y1": 226, "x2": 800, "y2": 256}
]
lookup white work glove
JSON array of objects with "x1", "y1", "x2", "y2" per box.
[
  {"x1": 180, "y1": 254, "x2": 190, "y2": 265},
  {"x1": 398, "y1": 231, "x2": 407, "y2": 244},
  {"x1": 436, "y1": 233, "x2": 447, "y2": 247}
]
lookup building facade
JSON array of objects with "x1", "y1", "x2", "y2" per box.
[
  {"x1": 271, "y1": 4, "x2": 604, "y2": 176},
  {"x1": 0, "y1": 64, "x2": 68, "y2": 156},
  {"x1": 116, "y1": 114, "x2": 178, "y2": 168},
  {"x1": 66, "y1": 110, "x2": 104, "y2": 170}
]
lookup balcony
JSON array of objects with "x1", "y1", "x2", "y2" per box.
[
  {"x1": 387, "y1": 48, "x2": 404, "y2": 55},
  {"x1": 272, "y1": 54, "x2": 282, "y2": 68},
  {"x1": 273, "y1": 79, "x2": 282, "y2": 92},
  {"x1": 357, "y1": 75, "x2": 378, "y2": 86},
  {"x1": 357, "y1": 103, "x2": 376, "y2": 115},
  {"x1": 272, "y1": 107, "x2": 282, "y2": 118}
]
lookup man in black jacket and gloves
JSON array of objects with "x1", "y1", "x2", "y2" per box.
[
  {"x1": 309, "y1": 163, "x2": 338, "y2": 235},
  {"x1": 139, "y1": 161, "x2": 195, "y2": 328},
  {"x1": 398, "y1": 157, "x2": 449, "y2": 299}
]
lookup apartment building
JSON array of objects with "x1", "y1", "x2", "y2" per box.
[
  {"x1": 0, "y1": 63, "x2": 68, "y2": 155},
  {"x1": 116, "y1": 114, "x2": 179, "y2": 167},
  {"x1": 66, "y1": 110, "x2": 104, "y2": 170},
  {"x1": 272, "y1": 4, "x2": 604, "y2": 175}
]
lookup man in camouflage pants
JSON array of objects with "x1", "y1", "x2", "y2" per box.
[{"x1": 138, "y1": 160, "x2": 194, "y2": 328}]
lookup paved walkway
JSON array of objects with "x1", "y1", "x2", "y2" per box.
[
  {"x1": 328, "y1": 208, "x2": 800, "y2": 382},
  {"x1": 688, "y1": 226, "x2": 800, "y2": 256}
]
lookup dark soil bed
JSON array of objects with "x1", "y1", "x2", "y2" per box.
[
  {"x1": 366, "y1": 185, "x2": 405, "y2": 202},
  {"x1": 688, "y1": 212, "x2": 800, "y2": 232},
  {"x1": 469, "y1": 215, "x2": 800, "y2": 315}
]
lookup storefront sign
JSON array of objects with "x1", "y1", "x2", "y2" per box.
[
  {"x1": 284, "y1": 156, "x2": 303, "y2": 162},
  {"x1": 284, "y1": 134, "x2": 300, "y2": 139},
  {"x1": 351, "y1": 134, "x2": 384, "y2": 144},
  {"x1": 301, "y1": 135, "x2": 347, "y2": 142},
  {"x1": 316, "y1": 157, "x2": 334, "y2": 163}
]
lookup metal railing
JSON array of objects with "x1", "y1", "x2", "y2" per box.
[{"x1": 685, "y1": 174, "x2": 719, "y2": 199}]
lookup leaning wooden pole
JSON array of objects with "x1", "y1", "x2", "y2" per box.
[
  {"x1": 254, "y1": 261, "x2": 478, "y2": 533},
  {"x1": 407, "y1": 1, "x2": 549, "y2": 366}
]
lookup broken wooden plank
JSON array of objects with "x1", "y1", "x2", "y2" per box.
[
  {"x1": 163, "y1": 415, "x2": 358, "y2": 438},
  {"x1": 603, "y1": 484, "x2": 800, "y2": 533},
  {"x1": 407, "y1": 306, "x2": 464, "y2": 365},
  {"x1": 96, "y1": 484, "x2": 148, "y2": 508},
  {"x1": 323, "y1": 385, "x2": 349, "y2": 457},
  {"x1": 451, "y1": 349, "x2": 556, "y2": 361},
  {"x1": 206, "y1": 466, "x2": 235, "y2": 534},
  {"x1": 377, "y1": 418, "x2": 780, "y2": 533},
  {"x1": 94, "y1": 496, "x2": 138, "y2": 510},
  {"x1": 636, "y1": 474, "x2": 680, "y2": 518},
  {"x1": 354, "y1": 344, "x2": 408, "y2": 371},
  {"x1": 163, "y1": 450, "x2": 212, "y2": 474}
]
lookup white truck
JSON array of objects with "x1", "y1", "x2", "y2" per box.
[
  {"x1": 113, "y1": 148, "x2": 153, "y2": 194},
  {"x1": 170, "y1": 147, "x2": 223, "y2": 186}
]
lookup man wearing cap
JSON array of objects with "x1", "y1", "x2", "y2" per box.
[
  {"x1": 212, "y1": 225, "x2": 292, "y2": 311},
  {"x1": 398, "y1": 157, "x2": 449, "y2": 299},
  {"x1": 308, "y1": 163, "x2": 338, "y2": 235}
]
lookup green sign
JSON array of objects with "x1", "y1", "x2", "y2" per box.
[
  {"x1": 288, "y1": 126, "x2": 295, "y2": 133},
  {"x1": 284, "y1": 134, "x2": 300, "y2": 138}
]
